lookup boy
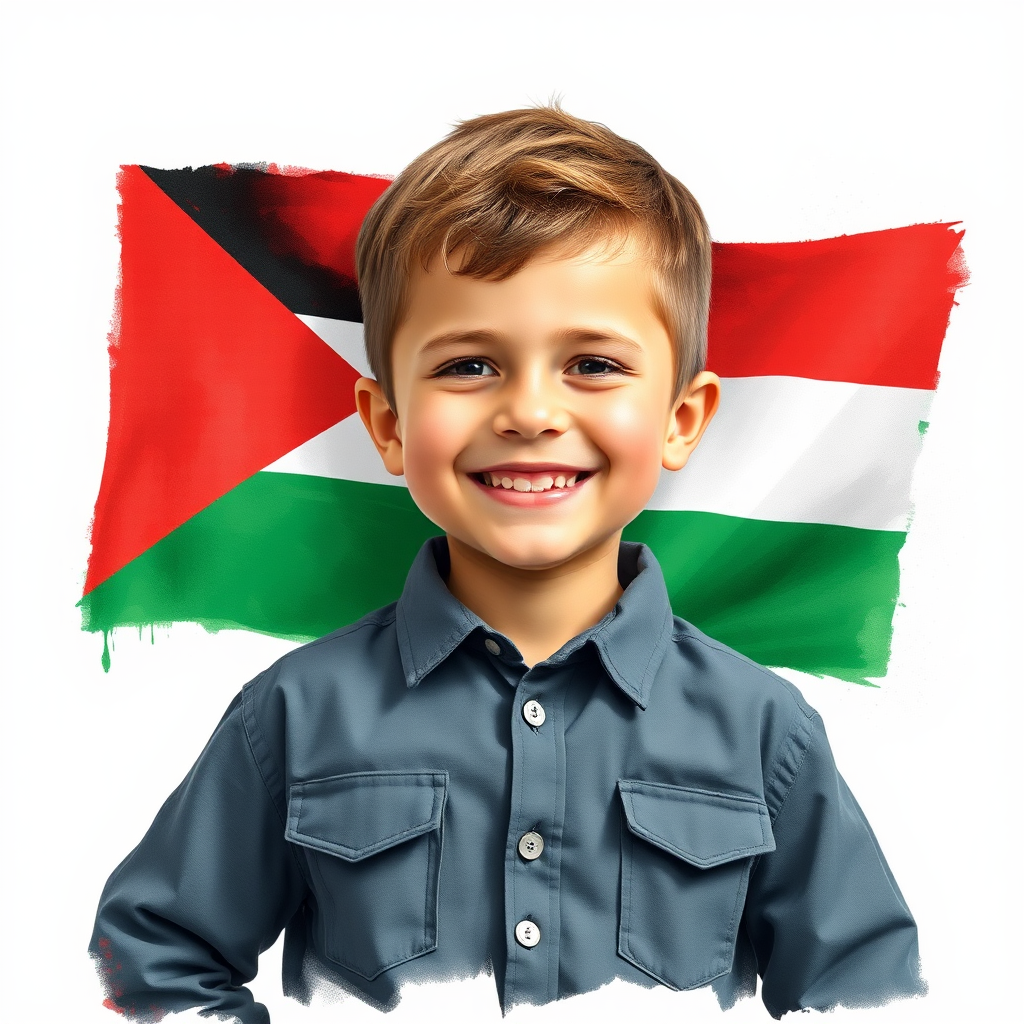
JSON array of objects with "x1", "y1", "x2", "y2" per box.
[{"x1": 91, "y1": 106, "x2": 925, "y2": 1022}]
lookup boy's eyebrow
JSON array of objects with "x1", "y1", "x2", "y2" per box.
[
  {"x1": 417, "y1": 327, "x2": 646, "y2": 355},
  {"x1": 552, "y1": 327, "x2": 646, "y2": 355},
  {"x1": 418, "y1": 329, "x2": 504, "y2": 355}
]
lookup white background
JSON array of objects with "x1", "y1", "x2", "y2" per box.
[{"x1": 1, "y1": 2, "x2": 1021, "y2": 1022}]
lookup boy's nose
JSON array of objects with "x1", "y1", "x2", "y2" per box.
[{"x1": 492, "y1": 371, "x2": 571, "y2": 438}]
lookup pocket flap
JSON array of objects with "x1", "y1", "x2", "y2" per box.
[
  {"x1": 618, "y1": 780, "x2": 774, "y2": 868},
  {"x1": 286, "y1": 770, "x2": 448, "y2": 862}
]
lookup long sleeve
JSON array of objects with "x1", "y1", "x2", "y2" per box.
[
  {"x1": 89, "y1": 686, "x2": 308, "y2": 1023},
  {"x1": 744, "y1": 712, "x2": 926, "y2": 1018}
]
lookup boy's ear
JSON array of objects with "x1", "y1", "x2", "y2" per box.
[
  {"x1": 663, "y1": 371, "x2": 721, "y2": 472},
  {"x1": 354, "y1": 377, "x2": 405, "y2": 476}
]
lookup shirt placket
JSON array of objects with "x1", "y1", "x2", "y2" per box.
[{"x1": 502, "y1": 661, "x2": 568, "y2": 1008}]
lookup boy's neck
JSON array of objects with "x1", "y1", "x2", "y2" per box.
[{"x1": 443, "y1": 534, "x2": 625, "y2": 668}]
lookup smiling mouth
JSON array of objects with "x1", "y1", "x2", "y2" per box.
[{"x1": 471, "y1": 470, "x2": 595, "y2": 493}]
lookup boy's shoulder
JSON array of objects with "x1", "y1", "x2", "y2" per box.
[
  {"x1": 667, "y1": 614, "x2": 817, "y2": 722},
  {"x1": 288, "y1": 602, "x2": 400, "y2": 662},
  {"x1": 657, "y1": 616, "x2": 823, "y2": 809},
  {"x1": 242, "y1": 601, "x2": 404, "y2": 706}
]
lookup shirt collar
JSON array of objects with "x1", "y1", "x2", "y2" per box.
[
  {"x1": 395, "y1": 537, "x2": 675, "y2": 710},
  {"x1": 395, "y1": 536, "x2": 482, "y2": 689}
]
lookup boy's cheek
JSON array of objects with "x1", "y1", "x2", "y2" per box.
[
  {"x1": 400, "y1": 429, "x2": 467, "y2": 523},
  {"x1": 402, "y1": 442, "x2": 451, "y2": 500},
  {"x1": 400, "y1": 403, "x2": 465, "y2": 472},
  {"x1": 604, "y1": 402, "x2": 661, "y2": 444},
  {"x1": 601, "y1": 406, "x2": 670, "y2": 484}
]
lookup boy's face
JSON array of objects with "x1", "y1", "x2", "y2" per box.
[{"x1": 358, "y1": 239, "x2": 718, "y2": 574}]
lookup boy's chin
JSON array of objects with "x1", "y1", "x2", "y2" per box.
[{"x1": 449, "y1": 529, "x2": 622, "y2": 575}]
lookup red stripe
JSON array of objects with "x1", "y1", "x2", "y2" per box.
[
  {"x1": 84, "y1": 167, "x2": 360, "y2": 594},
  {"x1": 707, "y1": 224, "x2": 967, "y2": 389}
]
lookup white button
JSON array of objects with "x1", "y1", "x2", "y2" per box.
[
  {"x1": 515, "y1": 920, "x2": 541, "y2": 948},
  {"x1": 522, "y1": 699, "x2": 546, "y2": 727},
  {"x1": 518, "y1": 831, "x2": 544, "y2": 861},
  {"x1": 484, "y1": 638, "x2": 501, "y2": 656}
]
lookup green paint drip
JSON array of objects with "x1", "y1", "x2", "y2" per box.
[
  {"x1": 101, "y1": 630, "x2": 111, "y2": 673},
  {"x1": 918, "y1": 420, "x2": 930, "y2": 436},
  {"x1": 80, "y1": 472, "x2": 907, "y2": 683}
]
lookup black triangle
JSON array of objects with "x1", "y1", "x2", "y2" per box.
[{"x1": 141, "y1": 164, "x2": 364, "y2": 322}]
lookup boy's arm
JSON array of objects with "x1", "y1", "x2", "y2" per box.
[
  {"x1": 89, "y1": 683, "x2": 307, "y2": 1024},
  {"x1": 744, "y1": 712, "x2": 926, "y2": 1018}
]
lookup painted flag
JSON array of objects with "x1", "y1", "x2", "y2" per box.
[{"x1": 79, "y1": 164, "x2": 966, "y2": 681}]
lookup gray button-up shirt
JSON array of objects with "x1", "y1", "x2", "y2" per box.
[{"x1": 91, "y1": 539, "x2": 924, "y2": 1022}]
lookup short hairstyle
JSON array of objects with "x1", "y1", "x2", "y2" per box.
[{"x1": 355, "y1": 104, "x2": 712, "y2": 407}]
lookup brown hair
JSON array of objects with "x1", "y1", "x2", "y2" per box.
[{"x1": 355, "y1": 104, "x2": 711, "y2": 406}]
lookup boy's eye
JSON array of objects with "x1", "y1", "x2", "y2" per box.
[
  {"x1": 567, "y1": 357, "x2": 623, "y2": 376},
  {"x1": 436, "y1": 359, "x2": 497, "y2": 377}
]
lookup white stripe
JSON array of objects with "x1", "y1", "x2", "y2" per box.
[
  {"x1": 268, "y1": 322, "x2": 934, "y2": 531},
  {"x1": 298, "y1": 314, "x2": 374, "y2": 378},
  {"x1": 264, "y1": 411, "x2": 403, "y2": 486},
  {"x1": 647, "y1": 377, "x2": 932, "y2": 531},
  {"x1": 276, "y1": 314, "x2": 399, "y2": 485}
]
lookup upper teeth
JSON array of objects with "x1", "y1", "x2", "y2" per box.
[{"x1": 484, "y1": 473, "x2": 578, "y2": 491}]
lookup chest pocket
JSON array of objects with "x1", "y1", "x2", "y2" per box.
[
  {"x1": 617, "y1": 780, "x2": 774, "y2": 991},
  {"x1": 285, "y1": 770, "x2": 447, "y2": 980}
]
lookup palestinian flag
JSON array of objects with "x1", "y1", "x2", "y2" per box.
[{"x1": 80, "y1": 164, "x2": 966, "y2": 682}]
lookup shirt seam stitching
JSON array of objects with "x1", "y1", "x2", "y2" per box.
[
  {"x1": 677, "y1": 635, "x2": 817, "y2": 721},
  {"x1": 765, "y1": 712, "x2": 819, "y2": 826},
  {"x1": 241, "y1": 674, "x2": 287, "y2": 828},
  {"x1": 299, "y1": 611, "x2": 395, "y2": 658},
  {"x1": 240, "y1": 676, "x2": 311, "y2": 882}
]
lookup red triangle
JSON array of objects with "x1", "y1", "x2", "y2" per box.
[{"x1": 85, "y1": 166, "x2": 360, "y2": 594}]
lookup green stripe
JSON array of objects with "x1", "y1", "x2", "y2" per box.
[
  {"x1": 622, "y1": 511, "x2": 904, "y2": 683},
  {"x1": 80, "y1": 472, "x2": 905, "y2": 682}
]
